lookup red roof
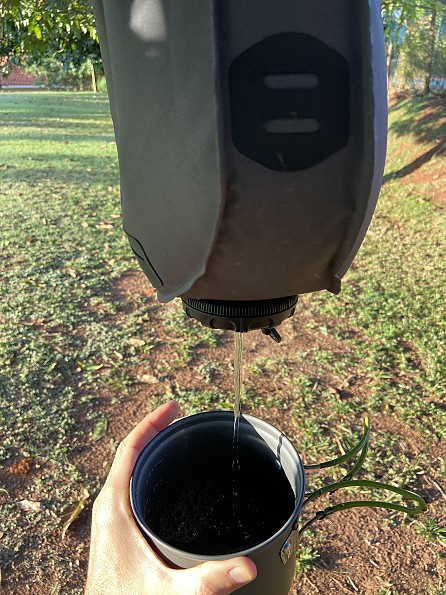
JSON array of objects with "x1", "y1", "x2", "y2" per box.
[{"x1": 1, "y1": 65, "x2": 40, "y2": 87}]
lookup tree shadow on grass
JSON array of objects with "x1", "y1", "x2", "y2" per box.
[
  {"x1": 383, "y1": 136, "x2": 446, "y2": 183},
  {"x1": 389, "y1": 97, "x2": 446, "y2": 145},
  {"x1": 0, "y1": 152, "x2": 118, "y2": 186}
]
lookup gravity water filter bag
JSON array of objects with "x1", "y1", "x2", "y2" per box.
[{"x1": 92, "y1": 0, "x2": 387, "y2": 332}]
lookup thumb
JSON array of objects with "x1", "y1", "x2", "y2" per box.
[{"x1": 169, "y1": 557, "x2": 257, "y2": 595}]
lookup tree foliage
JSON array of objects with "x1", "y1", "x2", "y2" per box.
[
  {"x1": 0, "y1": 0, "x2": 100, "y2": 77},
  {"x1": 383, "y1": 1, "x2": 446, "y2": 94},
  {"x1": 1, "y1": 0, "x2": 445, "y2": 94}
]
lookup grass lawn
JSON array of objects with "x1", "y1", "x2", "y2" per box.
[{"x1": 0, "y1": 92, "x2": 445, "y2": 594}]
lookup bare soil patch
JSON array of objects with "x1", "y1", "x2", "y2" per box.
[{"x1": 402, "y1": 161, "x2": 446, "y2": 206}]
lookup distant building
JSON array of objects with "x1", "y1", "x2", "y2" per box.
[{"x1": 0, "y1": 63, "x2": 42, "y2": 90}]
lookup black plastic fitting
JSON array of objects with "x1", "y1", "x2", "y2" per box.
[{"x1": 181, "y1": 296, "x2": 298, "y2": 333}]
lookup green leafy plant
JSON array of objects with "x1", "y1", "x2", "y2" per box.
[
  {"x1": 295, "y1": 546, "x2": 320, "y2": 574},
  {"x1": 418, "y1": 518, "x2": 446, "y2": 542}
]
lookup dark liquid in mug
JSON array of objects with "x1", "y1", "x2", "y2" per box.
[{"x1": 144, "y1": 439, "x2": 295, "y2": 555}]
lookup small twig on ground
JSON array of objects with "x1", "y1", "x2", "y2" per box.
[
  {"x1": 346, "y1": 575, "x2": 360, "y2": 592},
  {"x1": 61, "y1": 488, "x2": 90, "y2": 540},
  {"x1": 330, "y1": 576, "x2": 355, "y2": 593},
  {"x1": 303, "y1": 575, "x2": 321, "y2": 593},
  {"x1": 426, "y1": 476, "x2": 446, "y2": 501}
]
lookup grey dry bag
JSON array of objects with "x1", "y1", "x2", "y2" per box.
[{"x1": 92, "y1": 0, "x2": 387, "y2": 333}]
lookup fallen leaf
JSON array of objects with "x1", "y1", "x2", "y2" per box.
[
  {"x1": 126, "y1": 338, "x2": 146, "y2": 347},
  {"x1": 40, "y1": 381, "x2": 55, "y2": 389},
  {"x1": 339, "y1": 375, "x2": 357, "y2": 390},
  {"x1": 31, "y1": 318, "x2": 46, "y2": 325},
  {"x1": 96, "y1": 222, "x2": 113, "y2": 229},
  {"x1": 86, "y1": 363, "x2": 103, "y2": 371},
  {"x1": 327, "y1": 385, "x2": 341, "y2": 400},
  {"x1": 91, "y1": 415, "x2": 108, "y2": 441},
  {"x1": 17, "y1": 499, "x2": 45, "y2": 513},
  {"x1": 53, "y1": 346, "x2": 68, "y2": 355},
  {"x1": 164, "y1": 383, "x2": 174, "y2": 397},
  {"x1": 139, "y1": 374, "x2": 159, "y2": 385},
  {"x1": 61, "y1": 489, "x2": 90, "y2": 540},
  {"x1": 77, "y1": 361, "x2": 103, "y2": 372}
]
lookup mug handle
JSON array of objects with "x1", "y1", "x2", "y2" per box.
[
  {"x1": 299, "y1": 479, "x2": 427, "y2": 536},
  {"x1": 303, "y1": 417, "x2": 370, "y2": 481}
]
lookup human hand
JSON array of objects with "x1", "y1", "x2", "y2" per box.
[{"x1": 85, "y1": 400, "x2": 257, "y2": 595}]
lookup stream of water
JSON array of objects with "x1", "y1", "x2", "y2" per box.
[{"x1": 232, "y1": 331, "x2": 244, "y2": 474}]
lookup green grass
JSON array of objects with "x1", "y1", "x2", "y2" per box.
[
  {"x1": 418, "y1": 518, "x2": 446, "y2": 542},
  {"x1": 295, "y1": 545, "x2": 320, "y2": 574},
  {"x1": 0, "y1": 94, "x2": 146, "y2": 590},
  {"x1": 0, "y1": 93, "x2": 136, "y2": 466},
  {"x1": 387, "y1": 97, "x2": 446, "y2": 150},
  {"x1": 160, "y1": 307, "x2": 223, "y2": 367}
]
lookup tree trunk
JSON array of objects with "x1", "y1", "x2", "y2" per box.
[
  {"x1": 424, "y1": 4, "x2": 437, "y2": 95},
  {"x1": 386, "y1": 39, "x2": 394, "y2": 89},
  {"x1": 90, "y1": 59, "x2": 97, "y2": 93}
]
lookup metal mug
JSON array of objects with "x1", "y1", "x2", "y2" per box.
[{"x1": 130, "y1": 411, "x2": 426, "y2": 595}]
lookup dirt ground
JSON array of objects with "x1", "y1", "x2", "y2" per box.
[
  {"x1": 2, "y1": 269, "x2": 444, "y2": 595},
  {"x1": 403, "y1": 162, "x2": 446, "y2": 206}
]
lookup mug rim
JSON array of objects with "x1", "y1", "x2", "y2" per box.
[{"x1": 130, "y1": 410, "x2": 306, "y2": 561}]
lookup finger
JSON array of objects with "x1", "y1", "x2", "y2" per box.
[
  {"x1": 108, "y1": 400, "x2": 180, "y2": 487},
  {"x1": 168, "y1": 557, "x2": 257, "y2": 595},
  {"x1": 123, "y1": 400, "x2": 180, "y2": 452}
]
